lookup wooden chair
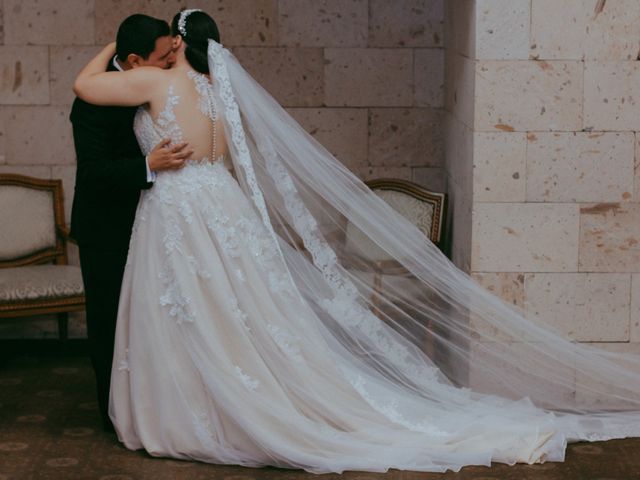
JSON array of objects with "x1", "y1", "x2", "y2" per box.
[
  {"x1": 0, "y1": 174, "x2": 85, "y2": 341},
  {"x1": 341, "y1": 178, "x2": 448, "y2": 355}
]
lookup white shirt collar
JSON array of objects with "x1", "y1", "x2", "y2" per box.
[{"x1": 112, "y1": 55, "x2": 124, "y2": 72}]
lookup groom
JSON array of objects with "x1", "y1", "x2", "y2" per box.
[{"x1": 70, "y1": 14, "x2": 192, "y2": 432}]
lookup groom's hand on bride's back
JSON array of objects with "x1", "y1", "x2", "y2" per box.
[{"x1": 148, "y1": 138, "x2": 193, "y2": 171}]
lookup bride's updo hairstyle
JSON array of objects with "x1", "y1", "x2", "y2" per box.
[{"x1": 171, "y1": 9, "x2": 220, "y2": 74}]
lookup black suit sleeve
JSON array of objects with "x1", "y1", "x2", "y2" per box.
[{"x1": 71, "y1": 100, "x2": 152, "y2": 194}]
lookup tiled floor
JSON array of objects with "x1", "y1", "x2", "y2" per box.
[{"x1": 1, "y1": 356, "x2": 639, "y2": 480}]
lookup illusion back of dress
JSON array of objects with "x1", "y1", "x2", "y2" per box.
[{"x1": 134, "y1": 67, "x2": 232, "y2": 171}]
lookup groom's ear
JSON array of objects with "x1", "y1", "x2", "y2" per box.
[{"x1": 126, "y1": 53, "x2": 144, "y2": 69}]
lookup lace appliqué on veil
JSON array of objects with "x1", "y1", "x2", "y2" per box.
[
  {"x1": 234, "y1": 366, "x2": 260, "y2": 391},
  {"x1": 349, "y1": 374, "x2": 449, "y2": 437},
  {"x1": 207, "y1": 42, "x2": 443, "y2": 388},
  {"x1": 267, "y1": 324, "x2": 302, "y2": 362},
  {"x1": 209, "y1": 44, "x2": 300, "y2": 301}
]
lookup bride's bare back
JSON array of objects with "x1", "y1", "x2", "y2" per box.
[{"x1": 144, "y1": 65, "x2": 230, "y2": 167}]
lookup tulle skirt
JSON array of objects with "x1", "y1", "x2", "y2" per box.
[{"x1": 109, "y1": 160, "x2": 602, "y2": 473}]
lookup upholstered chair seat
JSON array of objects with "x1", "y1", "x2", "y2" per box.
[{"x1": 0, "y1": 265, "x2": 84, "y2": 304}]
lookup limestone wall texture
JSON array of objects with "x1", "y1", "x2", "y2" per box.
[
  {"x1": 446, "y1": 0, "x2": 640, "y2": 360},
  {"x1": 0, "y1": 0, "x2": 445, "y2": 338}
]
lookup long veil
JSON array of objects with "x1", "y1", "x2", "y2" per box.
[{"x1": 206, "y1": 40, "x2": 640, "y2": 440}]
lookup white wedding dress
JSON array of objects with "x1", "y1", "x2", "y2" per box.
[{"x1": 109, "y1": 42, "x2": 640, "y2": 474}]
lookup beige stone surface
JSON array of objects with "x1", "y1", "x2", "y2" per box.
[
  {"x1": 472, "y1": 272, "x2": 525, "y2": 307},
  {"x1": 50, "y1": 47, "x2": 102, "y2": 106},
  {"x1": 4, "y1": 0, "x2": 93, "y2": 45},
  {"x1": 0, "y1": 165, "x2": 51, "y2": 178},
  {"x1": 449, "y1": 182, "x2": 472, "y2": 273},
  {"x1": 574, "y1": 341, "x2": 640, "y2": 409},
  {"x1": 0, "y1": 113, "x2": 4, "y2": 164},
  {"x1": 100, "y1": 1, "x2": 281, "y2": 46},
  {"x1": 369, "y1": 0, "x2": 443, "y2": 47},
  {"x1": 530, "y1": 0, "x2": 587, "y2": 60},
  {"x1": 632, "y1": 275, "x2": 640, "y2": 342},
  {"x1": 636, "y1": 134, "x2": 640, "y2": 202},
  {"x1": 188, "y1": 0, "x2": 278, "y2": 46},
  {"x1": 3, "y1": 107, "x2": 74, "y2": 166},
  {"x1": 232, "y1": 47, "x2": 323, "y2": 107},
  {"x1": 0, "y1": 46, "x2": 49, "y2": 105},
  {"x1": 51, "y1": 165, "x2": 76, "y2": 223},
  {"x1": 472, "y1": 203, "x2": 580, "y2": 272},
  {"x1": 445, "y1": 0, "x2": 475, "y2": 58},
  {"x1": 582, "y1": 0, "x2": 640, "y2": 61},
  {"x1": 411, "y1": 167, "x2": 447, "y2": 193},
  {"x1": 473, "y1": 132, "x2": 526, "y2": 202},
  {"x1": 0, "y1": 2, "x2": 4, "y2": 45},
  {"x1": 368, "y1": 108, "x2": 443, "y2": 168},
  {"x1": 468, "y1": 340, "x2": 577, "y2": 407},
  {"x1": 445, "y1": 109, "x2": 473, "y2": 198},
  {"x1": 475, "y1": 60, "x2": 583, "y2": 132},
  {"x1": 445, "y1": 115, "x2": 473, "y2": 272},
  {"x1": 524, "y1": 273, "x2": 631, "y2": 342},
  {"x1": 584, "y1": 62, "x2": 640, "y2": 131},
  {"x1": 352, "y1": 166, "x2": 412, "y2": 182},
  {"x1": 285, "y1": 108, "x2": 367, "y2": 169},
  {"x1": 445, "y1": 53, "x2": 475, "y2": 127},
  {"x1": 414, "y1": 48, "x2": 444, "y2": 108},
  {"x1": 526, "y1": 132, "x2": 635, "y2": 203},
  {"x1": 579, "y1": 203, "x2": 640, "y2": 273},
  {"x1": 475, "y1": 0, "x2": 529, "y2": 60},
  {"x1": 279, "y1": 0, "x2": 366, "y2": 47},
  {"x1": 470, "y1": 272, "x2": 525, "y2": 341},
  {"x1": 532, "y1": 0, "x2": 640, "y2": 61},
  {"x1": 324, "y1": 48, "x2": 413, "y2": 107},
  {"x1": 95, "y1": 0, "x2": 186, "y2": 44}
]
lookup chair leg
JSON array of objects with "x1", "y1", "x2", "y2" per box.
[{"x1": 57, "y1": 312, "x2": 69, "y2": 341}]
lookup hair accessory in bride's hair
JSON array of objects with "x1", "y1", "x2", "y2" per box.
[{"x1": 178, "y1": 8, "x2": 202, "y2": 37}]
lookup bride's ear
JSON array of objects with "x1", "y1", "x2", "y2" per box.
[{"x1": 172, "y1": 35, "x2": 184, "y2": 51}]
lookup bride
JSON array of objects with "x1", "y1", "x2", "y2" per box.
[{"x1": 73, "y1": 9, "x2": 640, "y2": 474}]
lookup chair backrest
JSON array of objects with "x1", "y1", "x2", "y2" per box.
[
  {"x1": 344, "y1": 178, "x2": 447, "y2": 262},
  {"x1": 0, "y1": 174, "x2": 67, "y2": 267}
]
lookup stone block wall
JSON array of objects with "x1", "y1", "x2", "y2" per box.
[
  {"x1": 0, "y1": 0, "x2": 445, "y2": 338},
  {"x1": 454, "y1": 1, "x2": 640, "y2": 363}
]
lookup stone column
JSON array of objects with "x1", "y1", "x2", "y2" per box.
[
  {"x1": 446, "y1": 1, "x2": 640, "y2": 385},
  {"x1": 444, "y1": 0, "x2": 476, "y2": 271}
]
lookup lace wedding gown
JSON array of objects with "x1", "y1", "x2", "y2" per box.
[{"x1": 109, "y1": 50, "x2": 640, "y2": 474}]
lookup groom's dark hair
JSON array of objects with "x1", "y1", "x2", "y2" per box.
[{"x1": 116, "y1": 14, "x2": 171, "y2": 61}]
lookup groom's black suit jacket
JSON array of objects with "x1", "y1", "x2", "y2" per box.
[
  {"x1": 69, "y1": 57, "x2": 153, "y2": 430},
  {"x1": 69, "y1": 58, "x2": 151, "y2": 251}
]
